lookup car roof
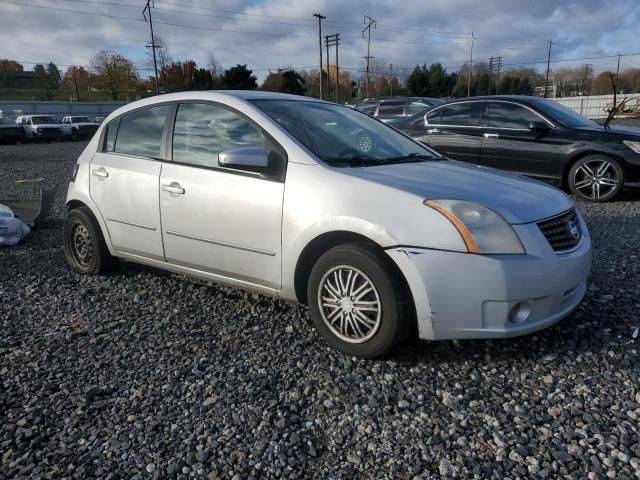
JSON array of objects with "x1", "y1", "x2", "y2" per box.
[{"x1": 441, "y1": 95, "x2": 541, "y2": 105}]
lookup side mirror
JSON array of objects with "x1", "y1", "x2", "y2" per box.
[
  {"x1": 529, "y1": 120, "x2": 549, "y2": 132},
  {"x1": 218, "y1": 146, "x2": 283, "y2": 178}
]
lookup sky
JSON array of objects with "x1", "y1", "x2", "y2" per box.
[{"x1": 1, "y1": 0, "x2": 639, "y2": 82}]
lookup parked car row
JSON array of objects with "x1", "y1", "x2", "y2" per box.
[{"x1": 0, "y1": 114, "x2": 102, "y2": 143}]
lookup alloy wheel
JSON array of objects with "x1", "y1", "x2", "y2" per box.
[
  {"x1": 572, "y1": 159, "x2": 620, "y2": 200},
  {"x1": 317, "y1": 265, "x2": 382, "y2": 344}
]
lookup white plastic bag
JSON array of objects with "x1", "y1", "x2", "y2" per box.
[{"x1": 0, "y1": 216, "x2": 30, "y2": 246}]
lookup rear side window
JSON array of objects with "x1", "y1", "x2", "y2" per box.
[
  {"x1": 378, "y1": 101, "x2": 404, "y2": 115},
  {"x1": 487, "y1": 102, "x2": 542, "y2": 129},
  {"x1": 114, "y1": 105, "x2": 169, "y2": 158},
  {"x1": 440, "y1": 102, "x2": 482, "y2": 126},
  {"x1": 356, "y1": 103, "x2": 377, "y2": 115},
  {"x1": 102, "y1": 118, "x2": 119, "y2": 152},
  {"x1": 407, "y1": 101, "x2": 432, "y2": 115},
  {"x1": 172, "y1": 103, "x2": 262, "y2": 168}
]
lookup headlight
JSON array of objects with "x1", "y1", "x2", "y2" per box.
[
  {"x1": 623, "y1": 140, "x2": 640, "y2": 154},
  {"x1": 424, "y1": 199, "x2": 525, "y2": 254}
]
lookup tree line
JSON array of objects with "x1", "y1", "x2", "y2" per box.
[{"x1": 2, "y1": 47, "x2": 640, "y2": 102}]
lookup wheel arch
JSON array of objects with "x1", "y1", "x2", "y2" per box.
[{"x1": 65, "y1": 198, "x2": 115, "y2": 255}]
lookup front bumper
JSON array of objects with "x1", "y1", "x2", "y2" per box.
[{"x1": 387, "y1": 212, "x2": 592, "y2": 341}]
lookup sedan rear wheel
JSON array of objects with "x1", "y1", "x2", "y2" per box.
[
  {"x1": 64, "y1": 207, "x2": 117, "y2": 274},
  {"x1": 569, "y1": 154, "x2": 623, "y2": 202}
]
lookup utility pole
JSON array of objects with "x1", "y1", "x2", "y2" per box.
[
  {"x1": 143, "y1": 0, "x2": 159, "y2": 95},
  {"x1": 544, "y1": 39, "x2": 552, "y2": 98},
  {"x1": 362, "y1": 15, "x2": 376, "y2": 99},
  {"x1": 489, "y1": 56, "x2": 503, "y2": 95},
  {"x1": 325, "y1": 35, "x2": 331, "y2": 101},
  {"x1": 580, "y1": 63, "x2": 593, "y2": 96},
  {"x1": 74, "y1": 78, "x2": 80, "y2": 101},
  {"x1": 616, "y1": 52, "x2": 621, "y2": 80},
  {"x1": 313, "y1": 13, "x2": 326, "y2": 99},
  {"x1": 390, "y1": 63, "x2": 393, "y2": 96},
  {"x1": 325, "y1": 34, "x2": 341, "y2": 103},
  {"x1": 467, "y1": 31, "x2": 476, "y2": 97}
]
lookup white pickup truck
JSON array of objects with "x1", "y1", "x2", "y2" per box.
[
  {"x1": 61, "y1": 116, "x2": 100, "y2": 140},
  {"x1": 15, "y1": 115, "x2": 63, "y2": 141}
]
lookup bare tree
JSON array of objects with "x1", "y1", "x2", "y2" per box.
[
  {"x1": 91, "y1": 50, "x2": 138, "y2": 100},
  {"x1": 207, "y1": 53, "x2": 222, "y2": 77}
]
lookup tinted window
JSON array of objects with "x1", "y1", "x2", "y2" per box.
[
  {"x1": 103, "y1": 118, "x2": 119, "y2": 152},
  {"x1": 487, "y1": 102, "x2": 542, "y2": 129},
  {"x1": 425, "y1": 108, "x2": 442, "y2": 125},
  {"x1": 378, "y1": 101, "x2": 404, "y2": 115},
  {"x1": 535, "y1": 100, "x2": 597, "y2": 127},
  {"x1": 114, "y1": 105, "x2": 169, "y2": 158},
  {"x1": 440, "y1": 102, "x2": 481, "y2": 126},
  {"x1": 172, "y1": 103, "x2": 262, "y2": 168}
]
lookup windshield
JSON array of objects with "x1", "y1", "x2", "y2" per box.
[
  {"x1": 72, "y1": 117, "x2": 89, "y2": 123},
  {"x1": 31, "y1": 116, "x2": 56, "y2": 125},
  {"x1": 535, "y1": 100, "x2": 598, "y2": 128},
  {"x1": 251, "y1": 100, "x2": 437, "y2": 166}
]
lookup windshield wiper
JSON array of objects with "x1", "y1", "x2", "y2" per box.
[
  {"x1": 378, "y1": 153, "x2": 434, "y2": 164},
  {"x1": 323, "y1": 156, "x2": 382, "y2": 167}
]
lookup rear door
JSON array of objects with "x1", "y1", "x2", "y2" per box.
[
  {"x1": 159, "y1": 102, "x2": 285, "y2": 289},
  {"x1": 480, "y1": 101, "x2": 562, "y2": 181},
  {"x1": 89, "y1": 105, "x2": 169, "y2": 260},
  {"x1": 413, "y1": 102, "x2": 484, "y2": 163}
]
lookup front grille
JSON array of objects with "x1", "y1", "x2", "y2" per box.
[
  {"x1": 537, "y1": 209, "x2": 582, "y2": 252},
  {"x1": 41, "y1": 127, "x2": 61, "y2": 135}
]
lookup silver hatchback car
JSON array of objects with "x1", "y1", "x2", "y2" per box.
[{"x1": 64, "y1": 91, "x2": 592, "y2": 358}]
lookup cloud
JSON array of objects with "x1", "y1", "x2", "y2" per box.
[{"x1": 1, "y1": 0, "x2": 638, "y2": 80}]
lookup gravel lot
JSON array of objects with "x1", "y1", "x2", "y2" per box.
[{"x1": 1, "y1": 141, "x2": 640, "y2": 480}]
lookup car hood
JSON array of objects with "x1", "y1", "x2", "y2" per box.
[
  {"x1": 574, "y1": 124, "x2": 640, "y2": 138},
  {"x1": 346, "y1": 160, "x2": 574, "y2": 224}
]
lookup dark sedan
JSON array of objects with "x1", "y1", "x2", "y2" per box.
[
  {"x1": 0, "y1": 117, "x2": 25, "y2": 144},
  {"x1": 393, "y1": 95, "x2": 640, "y2": 202},
  {"x1": 355, "y1": 96, "x2": 444, "y2": 123}
]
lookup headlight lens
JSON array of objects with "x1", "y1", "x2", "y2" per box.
[
  {"x1": 623, "y1": 140, "x2": 640, "y2": 154},
  {"x1": 424, "y1": 199, "x2": 525, "y2": 254}
]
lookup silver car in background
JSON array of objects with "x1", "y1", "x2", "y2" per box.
[{"x1": 64, "y1": 91, "x2": 592, "y2": 358}]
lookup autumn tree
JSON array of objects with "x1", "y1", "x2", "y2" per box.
[
  {"x1": 0, "y1": 59, "x2": 23, "y2": 71},
  {"x1": 91, "y1": 50, "x2": 138, "y2": 100},
  {"x1": 261, "y1": 69, "x2": 305, "y2": 95}
]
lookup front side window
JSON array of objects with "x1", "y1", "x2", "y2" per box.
[
  {"x1": 440, "y1": 103, "x2": 482, "y2": 126},
  {"x1": 407, "y1": 101, "x2": 432, "y2": 115},
  {"x1": 486, "y1": 102, "x2": 542, "y2": 129},
  {"x1": 172, "y1": 103, "x2": 263, "y2": 168},
  {"x1": 114, "y1": 105, "x2": 169, "y2": 158},
  {"x1": 356, "y1": 103, "x2": 377, "y2": 115},
  {"x1": 425, "y1": 108, "x2": 442, "y2": 125},
  {"x1": 31, "y1": 116, "x2": 55, "y2": 125},
  {"x1": 252, "y1": 99, "x2": 436, "y2": 167}
]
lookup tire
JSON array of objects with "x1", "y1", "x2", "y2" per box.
[
  {"x1": 307, "y1": 242, "x2": 412, "y2": 359},
  {"x1": 568, "y1": 154, "x2": 624, "y2": 202},
  {"x1": 63, "y1": 207, "x2": 116, "y2": 274}
]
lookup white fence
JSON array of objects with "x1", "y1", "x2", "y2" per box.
[
  {"x1": 553, "y1": 93, "x2": 640, "y2": 119},
  {"x1": 0, "y1": 100, "x2": 127, "y2": 120}
]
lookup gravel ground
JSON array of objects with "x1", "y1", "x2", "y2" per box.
[{"x1": 1, "y1": 141, "x2": 640, "y2": 480}]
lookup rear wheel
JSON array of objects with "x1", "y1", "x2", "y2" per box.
[
  {"x1": 64, "y1": 207, "x2": 116, "y2": 274},
  {"x1": 307, "y1": 242, "x2": 411, "y2": 358},
  {"x1": 569, "y1": 154, "x2": 623, "y2": 202}
]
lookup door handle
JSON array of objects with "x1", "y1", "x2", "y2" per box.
[
  {"x1": 92, "y1": 167, "x2": 108, "y2": 178},
  {"x1": 483, "y1": 133, "x2": 500, "y2": 139},
  {"x1": 426, "y1": 128, "x2": 440, "y2": 134},
  {"x1": 161, "y1": 182, "x2": 185, "y2": 195}
]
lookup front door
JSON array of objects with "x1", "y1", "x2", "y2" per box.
[
  {"x1": 480, "y1": 101, "x2": 564, "y2": 182},
  {"x1": 159, "y1": 102, "x2": 285, "y2": 289},
  {"x1": 89, "y1": 105, "x2": 169, "y2": 260}
]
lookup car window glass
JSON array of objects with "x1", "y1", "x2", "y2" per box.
[
  {"x1": 487, "y1": 102, "x2": 541, "y2": 129},
  {"x1": 103, "y1": 118, "x2": 119, "y2": 152},
  {"x1": 378, "y1": 102, "x2": 404, "y2": 115},
  {"x1": 407, "y1": 101, "x2": 431, "y2": 115},
  {"x1": 426, "y1": 108, "x2": 442, "y2": 125},
  {"x1": 172, "y1": 103, "x2": 263, "y2": 168},
  {"x1": 357, "y1": 103, "x2": 377, "y2": 115},
  {"x1": 440, "y1": 103, "x2": 481, "y2": 126},
  {"x1": 114, "y1": 105, "x2": 169, "y2": 158}
]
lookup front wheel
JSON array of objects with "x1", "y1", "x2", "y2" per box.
[
  {"x1": 63, "y1": 207, "x2": 116, "y2": 274},
  {"x1": 569, "y1": 154, "x2": 623, "y2": 202},
  {"x1": 307, "y1": 242, "x2": 412, "y2": 358}
]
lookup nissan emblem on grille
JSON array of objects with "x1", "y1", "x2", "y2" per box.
[{"x1": 537, "y1": 209, "x2": 582, "y2": 252}]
